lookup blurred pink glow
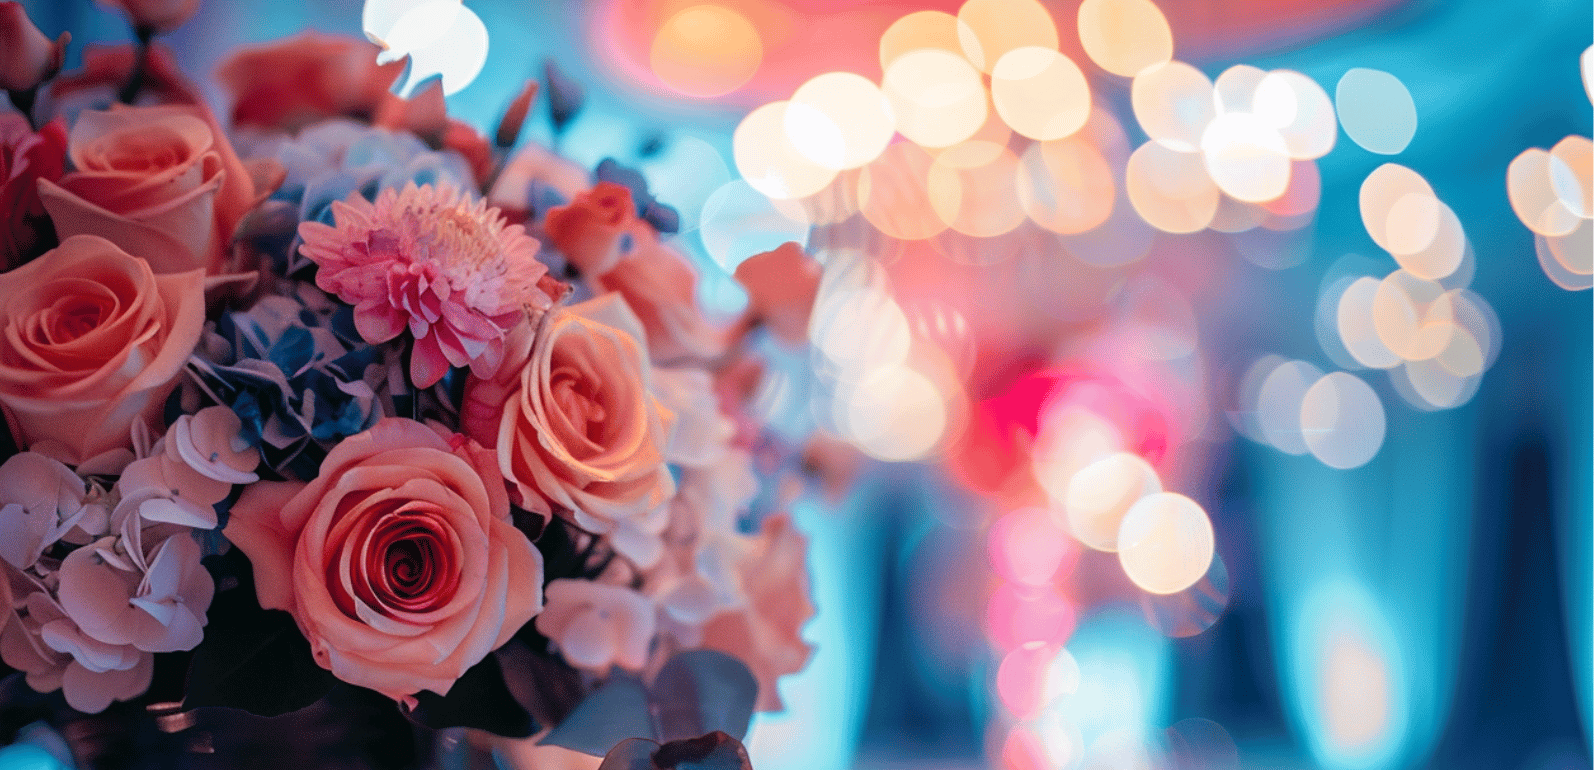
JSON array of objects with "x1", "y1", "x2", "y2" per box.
[
  {"x1": 987, "y1": 583, "x2": 1078, "y2": 651},
  {"x1": 988, "y1": 508, "x2": 1081, "y2": 586},
  {"x1": 996, "y1": 643, "x2": 1059, "y2": 717}
]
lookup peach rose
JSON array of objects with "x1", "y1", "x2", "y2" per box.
[
  {"x1": 223, "y1": 418, "x2": 543, "y2": 702},
  {"x1": 95, "y1": 0, "x2": 198, "y2": 33},
  {"x1": 594, "y1": 225, "x2": 727, "y2": 364},
  {"x1": 461, "y1": 294, "x2": 675, "y2": 568},
  {"x1": 0, "y1": 235, "x2": 204, "y2": 464},
  {"x1": 700, "y1": 514, "x2": 813, "y2": 712},
  {"x1": 734, "y1": 242, "x2": 821, "y2": 347},
  {"x1": 217, "y1": 32, "x2": 403, "y2": 133},
  {"x1": 542, "y1": 181, "x2": 637, "y2": 277},
  {"x1": 37, "y1": 103, "x2": 263, "y2": 274}
]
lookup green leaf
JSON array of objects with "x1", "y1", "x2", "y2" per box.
[{"x1": 539, "y1": 675, "x2": 654, "y2": 756}]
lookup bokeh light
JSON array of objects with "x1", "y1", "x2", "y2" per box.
[
  {"x1": 1300, "y1": 371, "x2": 1386, "y2": 469},
  {"x1": 882, "y1": 48, "x2": 989, "y2": 148},
  {"x1": 988, "y1": 583, "x2": 1077, "y2": 651},
  {"x1": 1140, "y1": 553, "x2": 1230, "y2": 638},
  {"x1": 1065, "y1": 452, "x2": 1162, "y2": 552},
  {"x1": 1125, "y1": 141, "x2": 1219, "y2": 233},
  {"x1": 928, "y1": 143, "x2": 1027, "y2": 237},
  {"x1": 1254, "y1": 70, "x2": 1338, "y2": 160},
  {"x1": 1116, "y1": 492, "x2": 1216, "y2": 595},
  {"x1": 1335, "y1": 68, "x2": 1418, "y2": 155},
  {"x1": 1076, "y1": 0, "x2": 1174, "y2": 78},
  {"x1": 955, "y1": 0, "x2": 1060, "y2": 74},
  {"x1": 1016, "y1": 136, "x2": 1116, "y2": 234},
  {"x1": 857, "y1": 141, "x2": 949, "y2": 240},
  {"x1": 1255, "y1": 359, "x2": 1322, "y2": 455},
  {"x1": 1131, "y1": 61, "x2": 1216, "y2": 153},
  {"x1": 650, "y1": 4, "x2": 763, "y2": 97},
  {"x1": 990, "y1": 508, "x2": 1079, "y2": 586},
  {"x1": 1201, "y1": 112, "x2": 1292, "y2": 203},
  {"x1": 1165, "y1": 718, "x2": 1240, "y2": 770},
  {"x1": 1336, "y1": 276, "x2": 1403, "y2": 369},
  {"x1": 1507, "y1": 147, "x2": 1583, "y2": 237},
  {"x1": 990, "y1": 47, "x2": 1091, "y2": 141},
  {"x1": 734, "y1": 101, "x2": 839, "y2": 199},
  {"x1": 878, "y1": 10, "x2": 962, "y2": 71},
  {"x1": 787, "y1": 72, "x2": 895, "y2": 170}
]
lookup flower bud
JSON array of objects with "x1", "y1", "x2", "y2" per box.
[
  {"x1": 96, "y1": 0, "x2": 201, "y2": 35},
  {"x1": 0, "y1": 3, "x2": 66, "y2": 92}
]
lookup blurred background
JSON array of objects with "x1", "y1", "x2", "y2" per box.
[{"x1": 14, "y1": 0, "x2": 1592, "y2": 768}]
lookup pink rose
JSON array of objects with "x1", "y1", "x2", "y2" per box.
[
  {"x1": 37, "y1": 103, "x2": 268, "y2": 274},
  {"x1": 594, "y1": 226, "x2": 727, "y2": 364},
  {"x1": 0, "y1": 2, "x2": 67, "y2": 92},
  {"x1": 217, "y1": 32, "x2": 403, "y2": 133},
  {"x1": 0, "y1": 235, "x2": 205, "y2": 464},
  {"x1": 223, "y1": 418, "x2": 544, "y2": 702},
  {"x1": 0, "y1": 114, "x2": 66, "y2": 269},
  {"x1": 733, "y1": 242, "x2": 822, "y2": 347},
  {"x1": 486, "y1": 141, "x2": 592, "y2": 224},
  {"x1": 542, "y1": 181, "x2": 637, "y2": 277},
  {"x1": 461, "y1": 294, "x2": 676, "y2": 568},
  {"x1": 95, "y1": 0, "x2": 199, "y2": 33},
  {"x1": 700, "y1": 514, "x2": 814, "y2": 712}
]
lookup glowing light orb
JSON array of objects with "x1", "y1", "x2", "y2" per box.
[
  {"x1": 879, "y1": 10, "x2": 962, "y2": 71},
  {"x1": 1131, "y1": 61, "x2": 1215, "y2": 153},
  {"x1": 1213, "y1": 64, "x2": 1266, "y2": 115},
  {"x1": 787, "y1": 72, "x2": 895, "y2": 171},
  {"x1": 1254, "y1": 70, "x2": 1337, "y2": 160},
  {"x1": 650, "y1": 4, "x2": 763, "y2": 97},
  {"x1": 928, "y1": 144, "x2": 1026, "y2": 237},
  {"x1": 1076, "y1": 0, "x2": 1174, "y2": 77},
  {"x1": 882, "y1": 48, "x2": 988, "y2": 148},
  {"x1": 734, "y1": 101, "x2": 838, "y2": 200},
  {"x1": 991, "y1": 47, "x2": 1091, "y2": 141},
  {"x1": 857, "y1": 141, "x2": 947, "y2": 240},
  {"x1": 364, "y1": 0, "x2": 487, "y2": 97},
  {"x1": 1336, "y1": 277, "x2": 1402, "y2": 370},
  {"x1": 1335, "y1": 68, "x2": 1417, "y2": 155},
  {"x1": 1016, "y1": 136, "x2": 1116, "y2": 234},
  {"x1": 1117, "y1": 492, "x2": 1215, "y2": 595},
  {"x1": 1360, "y1": 163, "x2": 1436, "y2": 254},
  {"x1": 1256, "y1": 359, "x2": 1322, "y2": 455},
  {"x1": 1201, "y1": 112, "x2": 1292, "y2": 203},
  {"x1": 1507, "y1": 147, "x2": 1583, "y2": 236},
  {"x1": 1064, "y1": 452, "x2": 1162, "y2": 552},
  {"x1": 989, "y1": 508, "x2": 1076, "y2": 586},
  {"x1": 1126, "y1": 141, "x2": 1218, "y2": 233},
  {"x1": 1300, "y1": 372, "x2": 1385, "y2": 469},
  {"x1": 956, "y1": 0, "x2": 1060, "y2": 74}
]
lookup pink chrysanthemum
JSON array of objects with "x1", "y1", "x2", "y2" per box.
[{"x1": 298, "y1": 182, "x2": 553, "y2": 388}]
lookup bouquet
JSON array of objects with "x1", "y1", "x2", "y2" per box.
[{"x1": 0, "y1": 2, "x2": 822, "y2": 767}]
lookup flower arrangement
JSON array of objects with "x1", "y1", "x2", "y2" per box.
[{"x1": 0, "y1": 2, "x2": 823, "y2": 767}]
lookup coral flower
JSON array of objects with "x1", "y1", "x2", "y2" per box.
[{"x1": 298, "y1": 182, "x2": 553, "y2": 387}]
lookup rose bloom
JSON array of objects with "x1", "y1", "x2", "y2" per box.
[
  {"x1": 37, "y1": 103, "x2": 268, "y2": 274},
  {"x1": 0, "y1": 113, "x2": 66, "y2": 270},
  {"x1": 224, "y1": 418, "x2": 544, "y2": 703},
  {"x1": 217, "y1": 32, "x2": 403, "y2": 134},
  {"x1": 542, "y1": 181, "x2": 637, "y2": 277},
  {"x1": 462, "y1": 294, "x2": 676, "y2": 568},
  {"x1": 94, "y1": 0, "x2": 198, "y2": 33},
  {"x1": 0, "y1": 235, "x2": 205, "y2": 464},
  {"x1": 592, "y1": 224, "x2": 726, "y2": 364}
]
